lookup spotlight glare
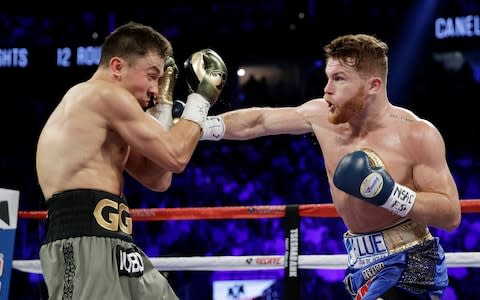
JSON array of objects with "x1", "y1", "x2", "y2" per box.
[{"x1": 237, "y1": 68, "x2": 246, "y2": 77}]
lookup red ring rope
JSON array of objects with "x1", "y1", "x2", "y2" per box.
[{"x1": 17, "y1": 199, "x2": 480, "y2": 221}]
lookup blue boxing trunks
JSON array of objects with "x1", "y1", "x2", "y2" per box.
[{"x1": 343, "y1": 220, "x2": 448, "y2": 300}]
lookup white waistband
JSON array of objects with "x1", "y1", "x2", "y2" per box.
[{"x1": 343, "y1": 220, "x2": 433, "y2": 269}]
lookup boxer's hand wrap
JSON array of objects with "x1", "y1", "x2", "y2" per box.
[
  {"x1": 147, "y1": 103, "x2": 173, "y2": 130},
  {"x1": 201, "y1": 116, "x2": 225, "y2": 141},
  {"x1": 181, "y1": 93, "x2": 210, "y2": 126},
  {"x1": 333, "y1": 148, "x2": 416, "y2": 217},
  {"x1": 147, "y1": 56, "x2": 178, "y2": 129}
]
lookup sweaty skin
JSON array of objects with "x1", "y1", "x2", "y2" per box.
[
  {"x1": 220, "y1": 58, "x2": 460, "y2": 233},
  {"x1": 36, "y1": 52, "x2": 202, "y2": 200}
]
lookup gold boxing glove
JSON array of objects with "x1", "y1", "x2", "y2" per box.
[
  {"x1": 183, "y1": 49, "x2": 227, "y2": 105},
  {"x1": 147, "y1": 56, "x2": 179, "y2": 129}
]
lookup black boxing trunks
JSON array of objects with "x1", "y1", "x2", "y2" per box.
[
  {"x1": 43, "y1": 189, "x2": 133, "y2": 243},
  {"x1": 39, "y1": 189, "x2": 179, "y2": 300}
]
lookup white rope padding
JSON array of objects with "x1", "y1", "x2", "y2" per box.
[{"x1": 12, "y1": 252, "x2": 480, "y2": 274}]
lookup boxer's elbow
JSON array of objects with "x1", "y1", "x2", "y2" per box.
[
  {"x1": 442, "y1": 202, "x2": 462, "y2": 232},
  {"x1": 149, "y1": 181, "x2": 171, "y2": 192},
  {"x1": 444, "y1": 211, "x2": 461, "y2": 232},
  {"x1": 165, "y1": 153, "x2": 189, "y2": 173},
  {"x1": 143, "y1": 174, "x2": 173, "y2": 192},
  {"x1": 160, "y1": 145, "x2": 192, "y2": 173}
]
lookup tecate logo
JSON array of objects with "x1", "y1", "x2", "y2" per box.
[{"x1": 255, "y1": 257, "x2": 282, "y2": 265}]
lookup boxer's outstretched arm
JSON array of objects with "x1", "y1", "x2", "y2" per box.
[
  {"x1": 222, "y1": 107, "x2": 306, "y2": 139},
  {"x1": 202, "y1": 99, "x2": 324, "y2": 141}
]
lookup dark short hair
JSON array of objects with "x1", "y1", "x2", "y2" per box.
[
  {"x1": 99, "y1": 21, "x2": 172, "y2": 66},
  {"x1": 323, "y1": 34, "x2": 388, "y2": 80}
]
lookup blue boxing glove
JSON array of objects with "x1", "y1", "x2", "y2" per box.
[
  {"x1": 172, "y1": 100, "x2": 185, "y2": 124},
  {"x1": 333, "y1": 148, "x2": 416, "y2": 217}
]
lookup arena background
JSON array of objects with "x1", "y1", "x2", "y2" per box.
[{"x1": 1, "y1": 0, "x2": 479, "y2": 299}]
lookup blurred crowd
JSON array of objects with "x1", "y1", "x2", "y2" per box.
[
  {"x1": 10, "y1": 100, "x2": 480, "y2": 300},
  {"x1": 2, "y1": 2, "x2": 480, "y2": 298}
]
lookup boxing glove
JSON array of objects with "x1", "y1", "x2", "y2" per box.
[
  {"x1": 157, "y1": 56, "x2": 179, "y2": 105},
  {"x1": 181, "y1": 49, "x2": 227, "y2": 126},
  {"x1": 184, "y1": 48, "x2": 227, "y2": 105},
  {"x1": 333, "y1": 148, "x2": 416, "y2": 217},
  {"x1": 172, "y1": 100, "x2": 185, "y2": 124},
  {"x1": 147, "y1": 56, "x2": 178, "y2": 129}
]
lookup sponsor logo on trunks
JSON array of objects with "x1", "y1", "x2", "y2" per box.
[
  {"x1": 355, "y1": 278, "x2": 373, "y2": 300},
  {"x1": 116, "y1": 245, "x2": 144, "y2": 277},
  {"x1": 361, "y1": 262, "x2": 385, "y2": 281},
  {"x1": 93, "y1": 198, "x2": 132, "y2": 234},
  {"x1": 344, "y1": 233, "x2": 388, "y2": 268},
  {"x1": 343, "y1": 274, "x2": 356, "y2": 297}
]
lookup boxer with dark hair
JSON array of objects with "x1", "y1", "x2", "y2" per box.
[{"x1": 36, "y1": 21, "x2": 227, "y2": 299}]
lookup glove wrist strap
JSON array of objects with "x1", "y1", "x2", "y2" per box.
[
  {"x1": 381, "y1": 183, "x2": 416, "y2": 217},
  {"x1": 181, "y1": 93, "x2": 210, "y2": 125},
  {"x1": 201, "y1": 116, "x2": 225, "y2": 141}
]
